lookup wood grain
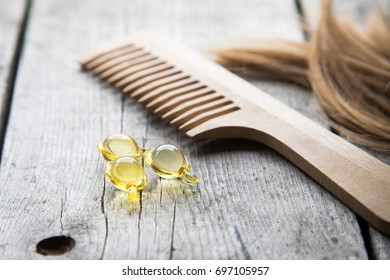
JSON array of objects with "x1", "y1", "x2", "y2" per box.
[
  {"x1": 0, "y1": 0, "x2": 369, "y2": 259},
  {"x1": 0, "y1": 0, "x2": 26, "y2": 150}
]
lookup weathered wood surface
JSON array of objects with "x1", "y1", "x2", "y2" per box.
[
  {"x1": 0, "y1": 0, "x2": 26, "y2": 149},
  {"x1": 301, "y1": 0, "x2": 390, "y2": 260},
  {"x1": 0, "y1": 0, "x2": 384, "y2": 259}
]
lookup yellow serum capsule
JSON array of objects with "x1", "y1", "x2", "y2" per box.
[
  {"x1": 105, "y1": 156, "x2": 147, "y2": 202},
  {"x1": 146, "y1": 144, "x2": 198, "y2": 185},
  {"x1": 98, "y1": 133, "x2": 146, "y2": 161}
]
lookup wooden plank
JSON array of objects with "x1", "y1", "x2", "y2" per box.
[
  {"x1": 0, "y1": 0, "x2": 367, "y2": 259},
  {"x1": 0, "y1": 0, "x2": 27, "y2": 151},
  {"x1": 0, "y1": 0, "x2": 126, "y2": 259},
  {"x1": 300, "y1": 0, "x2": 390, "y2": 260}
]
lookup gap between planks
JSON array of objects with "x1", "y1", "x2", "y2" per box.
[{"x1": 0, "y1": 0, "x2": 32, "y2": 161}]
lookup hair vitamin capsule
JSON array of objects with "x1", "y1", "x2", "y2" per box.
[
  {"x1": 98, "y1": 133, "x2": 146, "y2": 161},
  {"x1": 146, "y1": 144, "x2": 198, "y2": 185},
  {"x1": 98, "y1": 133, "x2": 198, "y2": 201},
  {"x1": 105, "y1": 156, "x2": 147, "y2": 202}
]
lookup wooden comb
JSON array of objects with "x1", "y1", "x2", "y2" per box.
[{"x1": 80, "y1": 31, "x2": 390, "y2": 236}]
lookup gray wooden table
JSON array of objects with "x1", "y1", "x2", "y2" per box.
[{"x1": 0, "y1": 0, "x2": 389, "y2": 259}]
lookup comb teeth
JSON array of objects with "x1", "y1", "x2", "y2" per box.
[
  {"x1": 80, "y1": 43, "x2": 134, "y2": 66},
  {"x1": 138, "y1": 79, "x2": 200, "y2": 105},
  {"x1": 107, "y1": 59, "x2": 165, "y2": 84},
  {"x1": 81, "y1": 42, "x2": 240, "y2": 131},
  {"x1": 100, "y1": 56, "x2": 159, "y2": 79},
  {"x1": 118, "y1": 67, "x2": 181, "y2": 91},
  {"x1": 167, "y1": 99, "x2": 233, "y2": 125},
  {"x1": 114, "y1": 63, "x2": 174, "y2": 89},
  {"x1": 93, "y1": 50, "x2": 151, "y2": 74},
  {"x1": 85, "y1": 46, "x2": 142, "y2": 70},
  {"x1": 153, "y1": 88, "x2": 213, "y2": 114},
  {"x1": 128, "y1": 73, "x2": 189, "y2": 97},
  {"x1": 146, "y1": 84, "x2": 206, "y2": 109},
  {"x1": 160, "y1": 93, "x2": 225, "y2": 121},
  {"x1": 179, "y1": 104, "x2": 240, "y2": 132}
]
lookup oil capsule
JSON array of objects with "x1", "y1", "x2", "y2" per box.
[
  {"x1": 146, "y1": 144, "x2": 198, "y2": 185},
  {"x1": 98, "y1": 133, "x2": 198, "y2": 189},
  {"x1": 98, "y1": 133, "x2": 146, "y2": 161},
  {"x1": 105, "y1": 156, "x2": 147, "y2": 202}
]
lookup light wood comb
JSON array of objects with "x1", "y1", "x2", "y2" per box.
[{"x1": 80, "y1": 31, "x2": 390, "y2": 236}]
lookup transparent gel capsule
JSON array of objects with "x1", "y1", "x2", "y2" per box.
[
  {"x1": 98, "y1": 133, "x2": 146, "y2": 161},
  {"x1": 105, "y1": 156, "x2": 147, "y2": 202},
  {"x1": 146, "y1": 144, "x2": 198, "y2": 185}
]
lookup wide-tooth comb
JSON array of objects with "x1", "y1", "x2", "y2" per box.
[{"x1": 80, "y1": 31, "x2": 390, "y2": 236}]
